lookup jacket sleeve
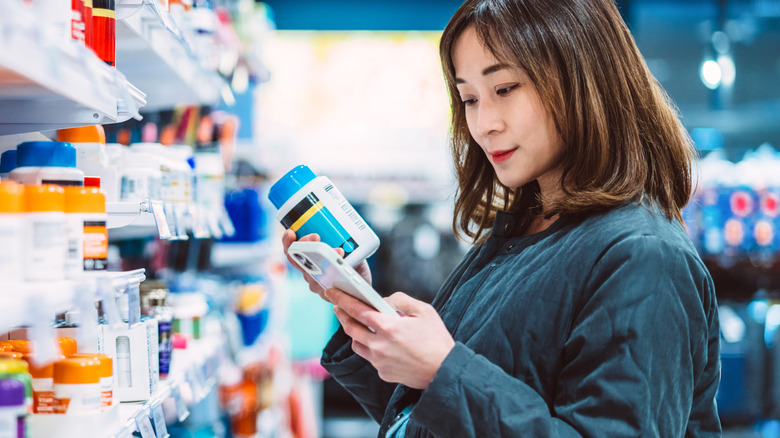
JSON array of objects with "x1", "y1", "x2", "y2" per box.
[
  {"x1": 411, "y1": 235, "x2": 721, "y2": 437},
  {"x1": 321, "y1": 325, "x2": 397, "y2": 423}
]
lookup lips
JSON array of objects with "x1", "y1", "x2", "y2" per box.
[{"x1": 489, "y1": 148, "x2": 516, "y2": 163}]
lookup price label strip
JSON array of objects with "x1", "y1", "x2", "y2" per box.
[
  {"x1": 134, "y1": 409, "x2": 156, "y2": 438},
  {"x1": 151, "y1": 400, "x2": 169, "y2": 438},
  {"x1": 171, "y1": 385, "x2": 190, "y2": 422}
]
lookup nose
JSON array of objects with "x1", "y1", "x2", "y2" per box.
[{"x1": 472, "y1": 99, "x2": 505, "y2": 137}]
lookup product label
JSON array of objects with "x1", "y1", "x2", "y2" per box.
[
  {"x1": 65, "y1": 215, "x2": 85, "y2": 276},
  {"x1": 0, "y1": 412, "x2": 20, "y2": 438},
  {"x1": 158, "y1": 320, "x2": 172, "y2": 376},
  {"x1": 0, "y1": 216, "x2": 23, "y2": 280},
  {"x1": 323, "y1": 183, "x2": 369, "y2": 231},
  {"x1": 83, "y1": 220, "x2": 108, "y2": 270},
  {"x1": 52, "y1": 396, "x2": 70, "y2": 414},
  {"x1": 281, "y1": 192, "x2": 359, "y2": 257},
  {"x1": 27, "y1": 216, "x2": 66, "y2": 280},
  {"x1": 33, "y1": 390, "x2": 55, "y2": 414}
]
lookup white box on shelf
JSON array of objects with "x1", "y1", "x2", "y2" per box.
[{"x1": 100, "y1": 322, "x2": 152, "y2": 402}]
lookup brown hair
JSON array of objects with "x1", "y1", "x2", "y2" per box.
[{"x1": 440, "y1": 0, "x2": 695, "y2": 242}]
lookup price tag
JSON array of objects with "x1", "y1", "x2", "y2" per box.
[
  {"x1": 150, "y1": 200, "x2": 172, "y2": 240},
  {"x1": 186, "y1": 369, "x2": 204, "y2": 401},
  {"x1": 134, "y1": 409, "x2": 157, "y2": 438},
  {"x1": 171, "y1": 385, "x2": 189, "y2": 422},
  {"x1": 126, "y1": 282, "x2": 141, "y2": 326},
  {"x1": 151, "y1": 400, "x2": 169, "y2": 438}
]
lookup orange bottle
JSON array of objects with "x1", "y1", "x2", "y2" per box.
[
  {"x1": 22, "y1": 185, "x2": 66, "y2": 281},
  {"x1": 0, "y1": 182, "x2": 24, "y2": 282},
  {"x1": 70, "y1": 353, "x2": 113, "y2": 409},
  {"x1": 64, "y1": 187, "x2": 107, "y2": 276},
  {"x1": 52, "y1": 357, "x2": 101, "y2": 414}
]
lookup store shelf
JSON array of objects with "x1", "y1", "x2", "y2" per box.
[
  {"x1": 117, "y1": 0, "x2": 226, "y2": 111},
  {"x1": 0, "y1": 2, "x2": 146, "y2": 135},
  {"x1": 0, "y1": 270, "x2": 146, "y2": 336},
  {"x1": 112, "y1": 331, "x2": 223, "y2": 438}
]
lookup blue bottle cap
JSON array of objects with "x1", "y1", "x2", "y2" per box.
[
  {"x1": 16, "y1": 141, "x2": 77, "y2": 168},
  {"x1": 268, "y1": 165, "x2": 316, "y2": 209},
  {"x1": 0, "y1": 378, "x2": 24, "y2": 407},
  {"x1": 0, "y1": 149, "x2": 17, "y2": 173}
]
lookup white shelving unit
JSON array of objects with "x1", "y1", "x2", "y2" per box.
[
  {"x1": 0, "y1": 270, "x2": 146, "y2": 336},
  {"x1": 116, "y1": 0, "x2": 226, "y2": 111},
  {"x1": 0, "y1": 1, "x2": 146, "y2": 135}
]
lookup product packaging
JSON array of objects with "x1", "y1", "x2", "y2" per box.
[
  {"x1": 10, "y1": 142, "x2": 84, "y2": 187},
  {"x1": 268, "y1": 165, "x2": 380, "y2": 267},
  {"x1": 0, "y1": 182, "x2": 24, "y2": 283},
  {"x1": 22, "y1": 185, "x2": 66, "y2": 282}
]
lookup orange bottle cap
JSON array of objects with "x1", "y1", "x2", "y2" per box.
[
  {"x1": 64, "y1": 187, "x2": 106, "y2": 214},
  {"x1": 23, "y1": 185, "x2": 65, "y2": 212},
  {"x1": 0, "y1": 182, "x2": 23, "y2": 213},
  {"x1": 23, "y1": 354, "x2": 64, "y2": 379},
  {"x1": 58, "y1": 337, "x2": 78, "y2": 357},
  {"x1": 52, "y1": 357, "x2": 101, "y2": 384},
  {"x1": 58, "y1": 125, "x2": 106, "y2": 145},
  {"x1": 0, "y1": 352, "x2": 23, "y2": 360},
  {"x1": 69, "y1": 353, "x2": 112, "y2": 378},
  {"x1": 7, "y1": 340, "x2": 32, "y2": 354}
]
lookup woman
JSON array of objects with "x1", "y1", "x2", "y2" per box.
[{"x1": 283, "y1": 0, "x2": 721, "y2": 436}]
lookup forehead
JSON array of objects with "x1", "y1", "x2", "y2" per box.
[{"x1": 452, "y1": 26, "x2": 516, "y2": 75}]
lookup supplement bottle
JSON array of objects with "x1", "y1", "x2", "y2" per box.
[
  {"x1": 9, "y1": 142, "x2": 84, "y2": 187},
  {"x1": 0, "y1": 379, "x2": 25, "y2": 438},
  {"x1": 22, "y1": 185, "x2": 66, "y2": 282},
  {"x1": 0, "y1": 182, "x2": 24, "y2": 283},
  {"x1": 69, "y1": 354, "x2": 112, "y2": 410},
  {"x1": 59, "y1": 125, "x2": 119, "y2": 203},
  {"x1": 64, "y1": 187, "x2": 108, "y2": 276},
  {"x1": 23, "y1": 356, "x2": 60, "y2": 414},
  {"x1": 52, "y1": 357, "x2": 101, "y2": 414},
  {"x1": 0, "y1": 150, "x2": 17, "y2": 180},
  {"x1": 0, "y1": 359, "x2": 32, "y2": 412},
  {"x1": 141, "y1": 284, "x2": 173, "y2": 380},
  {"x1": 268, "y1": 165, "x2": 379, "y2": 266}
]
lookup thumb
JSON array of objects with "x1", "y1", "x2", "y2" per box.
[{"x1": 386, "y1": 292, "x2": 426, "y2": 316}]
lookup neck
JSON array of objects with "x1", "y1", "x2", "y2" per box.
[{"x1": 524, "y1": 212, "x2": 559, "y2": 236}]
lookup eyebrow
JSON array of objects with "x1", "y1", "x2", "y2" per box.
[{"x1": 455, "y1": 63, "x2": 512, "y2": 84}]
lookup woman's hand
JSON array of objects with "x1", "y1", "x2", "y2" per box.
[
  {"x1": 281, "y1": 229, "x2": 372, "y2": 303},
  {"x1": 327, "y1": 288, "x2": 455, "y2": 390}
]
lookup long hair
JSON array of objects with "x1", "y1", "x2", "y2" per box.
[{"x1": 440, "y1": 0, "x2": 695, "y2": 242}]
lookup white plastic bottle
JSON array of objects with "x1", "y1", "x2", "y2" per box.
[
  {"x1": 22, "y1": 185, "x2": 67, "y2": 281},
  {"x1": 268, "y1": 165, "x2": 380, "y2": 267},
  {"x1": 0, "y1": 182, "x2": 24, "y2": 284},
  {"x1": 9, "y1": 141, "x2": 85, "y2": 187}
]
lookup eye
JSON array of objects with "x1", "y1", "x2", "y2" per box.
[
  {"x1": 462, "y1": 98, "x2": 477, "y2": 106},
  {"x1": 496, "y1": 84, "x2": 519, "y2": 96}
]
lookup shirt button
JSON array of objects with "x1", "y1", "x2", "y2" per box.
[{"x1": 508, "y1": 244, "x2": 514, "y2": 250}]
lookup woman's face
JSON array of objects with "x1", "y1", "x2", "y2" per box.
[{"x1": 452, "y1": 26, "x2": 564, "y2": 196}]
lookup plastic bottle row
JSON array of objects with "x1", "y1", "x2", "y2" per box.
[{"x1": 0, "y1": 125, "x2": 234, "y2": 240}]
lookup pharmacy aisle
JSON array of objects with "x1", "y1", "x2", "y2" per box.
[{"x1": 0, "y1": 0, "x2": 321, "y2": 436}]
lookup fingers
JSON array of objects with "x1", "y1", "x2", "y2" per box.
[
  {"x1": 327, "y1": 289, "x2": 388, "y2": 333},
  {"x1": 333, "y1": 305, "x2": 375, "y2": 346},
  {"x1": 386, "y1": 292, "x2": 428, "y2": 317}
]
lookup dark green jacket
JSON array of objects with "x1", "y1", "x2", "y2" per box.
[{"x1": 322, "y1": 203, "x2": 721, "y2": 437}]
